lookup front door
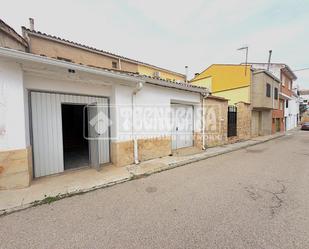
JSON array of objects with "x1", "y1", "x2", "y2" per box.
[{"x1": 171, "y1": 104, "x2": 194, "y2": 150}]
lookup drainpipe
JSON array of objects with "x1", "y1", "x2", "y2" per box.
[
  {"x1": 202, "y1": 92, "x2": 210, "y2": 150},
  {"x1": 132, "y1": 82, "x2": 144, "y2": 164}
]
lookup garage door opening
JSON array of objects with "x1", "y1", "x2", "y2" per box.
[{"x1": 61, "y1": 104, "x2": 89, "y2": 170}]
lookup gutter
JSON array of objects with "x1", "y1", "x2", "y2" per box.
[
  {"x1": 202, "y1": 92, "x2": 210, "y2": 150},
  {"x1": 132, "y1": 82, "x2": 144, "y2": 164}
]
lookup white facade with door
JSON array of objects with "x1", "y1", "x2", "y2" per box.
[
  {"x1": 284, "y1": 95, "x2": 300, "y2": 131},
  {"x1": 0, "y1": 48, "x2": 206, "y2": 181}
]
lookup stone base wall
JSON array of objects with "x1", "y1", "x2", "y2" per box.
[
  {"x1": 0, "y1": 147, "x2": 32, "y2": 190},
  {"x1": 111, "y1": 140, "x2": 134, "y2": 167},
  {"x1": 138, "y1": 136, "x2": 172, "y2": 161},
  {"x1": 111, "y1": 136, "x2": 172, "y2": 167},
  {"x1": 236, "y1": 102, "x2": 252, "y2": 140},
  {"x1": 204, "y1": 97, "x2": 228, "y2": 148},
  {"x1": 193, "y1": 132, "x2": 204, "y2": 150},
  {"x1": 228, "y1": 102, "x2": 252, "y2": 143}
]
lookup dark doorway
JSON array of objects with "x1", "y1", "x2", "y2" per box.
[
  {"x1": 227, "y1": 105, "x2": 237, "y2": 137},
  {"x1": 61, "y1": 104, "x2": 89, "y2": 170}
]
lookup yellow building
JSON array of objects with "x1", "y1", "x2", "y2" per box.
[
  {"x1": 190, "y1": 64, "x2": 252, "y2": 104},
  {"x1": 137, "y1": 64, "x2": 185, "y2": 82}
]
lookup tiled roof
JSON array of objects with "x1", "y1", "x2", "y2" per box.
[
  {"x1": 141, "y1": 74, "x2": 208, "y2": 93},
  {"x1": 22, "y1": 27, "x2": 185, "y2": 78},
  {"x1": 74, "y1": 62, "x2": 207, "y2": 92}
]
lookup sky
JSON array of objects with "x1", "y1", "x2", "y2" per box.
[{"x1": 1, "y1": 0, "x2": 309, "y2": 88}]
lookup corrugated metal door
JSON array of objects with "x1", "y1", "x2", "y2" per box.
[
  {"x1": 171, "y1": 104, "x2": 194, "y2": 150},
  {"x1": 30, "y1": 91, "x2": 110, "y2": 177}
]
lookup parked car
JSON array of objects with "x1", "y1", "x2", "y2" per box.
[{"x1": 301, "y1": 122, "x2": 309, "y2": 130}]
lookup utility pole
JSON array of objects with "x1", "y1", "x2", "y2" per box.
[{"x1": 237, "y1": 46, "x2": 249, "y2": 76}]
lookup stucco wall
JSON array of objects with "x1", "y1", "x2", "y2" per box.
[
  {"x1": 0, "y1": 61, "x2": 28, "y2": 151},
  {"x1": 137, "y1": 65, "x2": 185, "y2": 82},
  {"x1": 252, "y1": 110, "x2": 272, "y2": 137},
  {"x1": 112, "y1": 84, "x2": 202, "y2": 142},
  {"x1": 111, "y1": 83, "x2": 202, "y2": 165},
  {"x1": 0, "y1": 30, "x2": 27, "y2": 52},
  {"x1": 0, "y1": 61, "x2": 32, "y2": 189},
  {"x1": 191, "y1": 65, "x2": 251, "y2": 93},
  {"x1": 214, "y1": 86, "x2": 250, "y2": 105},
  {"x1": 190, "y1": 77, "x2": 212, "y2": 92},
  {"x1": 28, "y1": 35, "x2": 138, "y2": 73},
  {"x1": 252, "y1": 72, "x2": 280, "y2": 109}
]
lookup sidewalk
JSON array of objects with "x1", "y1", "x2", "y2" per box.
[{"x1": 0, "y1": 132, "x2": 285, "y2": 215}]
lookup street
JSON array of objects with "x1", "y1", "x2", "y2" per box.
[{"x1": 1, "y1": 130, "x2": 309, "y2": 249}]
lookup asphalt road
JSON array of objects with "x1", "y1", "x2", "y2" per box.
[{"x1": 1, "y1": 130, "x2": 309, "y2": 249}]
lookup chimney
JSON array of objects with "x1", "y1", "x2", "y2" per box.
[
  {"x1": 267, "y1": 50, "x2": 272, "y2": 71},
  {"x1": 185, "y1": 66, "x2": 188, "y2": 83},
  {"x1": 29, "y1": 18, "x2": 34, "y2": 31}
]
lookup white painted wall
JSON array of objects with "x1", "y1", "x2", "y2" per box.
[
  {"x1": 300, "y1": 94, "x2": 309, "y2": 104},
  {"x1": 1, "y1": 60, "x2": 202, "y2": 152},
  {"x1": 24, "y1": 73, "x2": 112, "y2": 97},
  {"x1": 285, "y1": 95, "x2": 300, "y2": 130},
  {"x1": 112, "y1": 83, "x2": 202, "y2": 142},
  {"x1": 0, "y1": 61, "x2": 27, "y2": 151}
]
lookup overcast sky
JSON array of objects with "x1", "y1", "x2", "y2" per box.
[{"x1": 1, "y1": 0, "x2": 309, "y2": 88}]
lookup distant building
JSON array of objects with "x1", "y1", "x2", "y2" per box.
[
  {"x1": 21, "y1": 24, "x2": 185, "y2": 82},
  {"x1": 249, "y1": 63, "x2": 298, "y2": 131},
  {"x1": 190, "y1": 64, "x2": 281, "y2": 136},
  {"x1": 299, "y1": 89, "x2": 309, "y2": 105}
]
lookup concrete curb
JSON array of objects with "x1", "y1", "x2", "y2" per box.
[
  {"x1": 168, "y1": 134, "x2": 285, "y2": 169},
  {"x1": 0, "y1": 133, "x2": 285, "y2": 217}
]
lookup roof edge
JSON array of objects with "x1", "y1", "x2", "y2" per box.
[{"x1": 0, "y1": 47, "x2": 207, "y2": 94}]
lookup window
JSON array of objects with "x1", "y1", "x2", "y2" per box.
[
  {"x1": 112, "y1": 61, "x2": 118, "y2": 69},
  {"x1": 274, "y1": 87, "x2": 278, "y2": 100},
  {"x1": 286, "y1": 100, "x2": 289, "y2": 108},
  {"x1": 266, "y1": 83, "x2": 271, "y2": 97}
]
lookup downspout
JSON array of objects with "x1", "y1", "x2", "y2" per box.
[
  {"x1": 202, "y1": 92, "x2": 210, "y2": 150},
  {"x1": 132, "y1": 82, "x2": 144, "y2": 164}
]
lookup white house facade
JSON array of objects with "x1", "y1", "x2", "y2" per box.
[
  {"x1": 285, "y1": 92, "x2": 300, "y2": 130},
  {"x1": 0, "y1": 47, "x2": 208, "y2": 189}
]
